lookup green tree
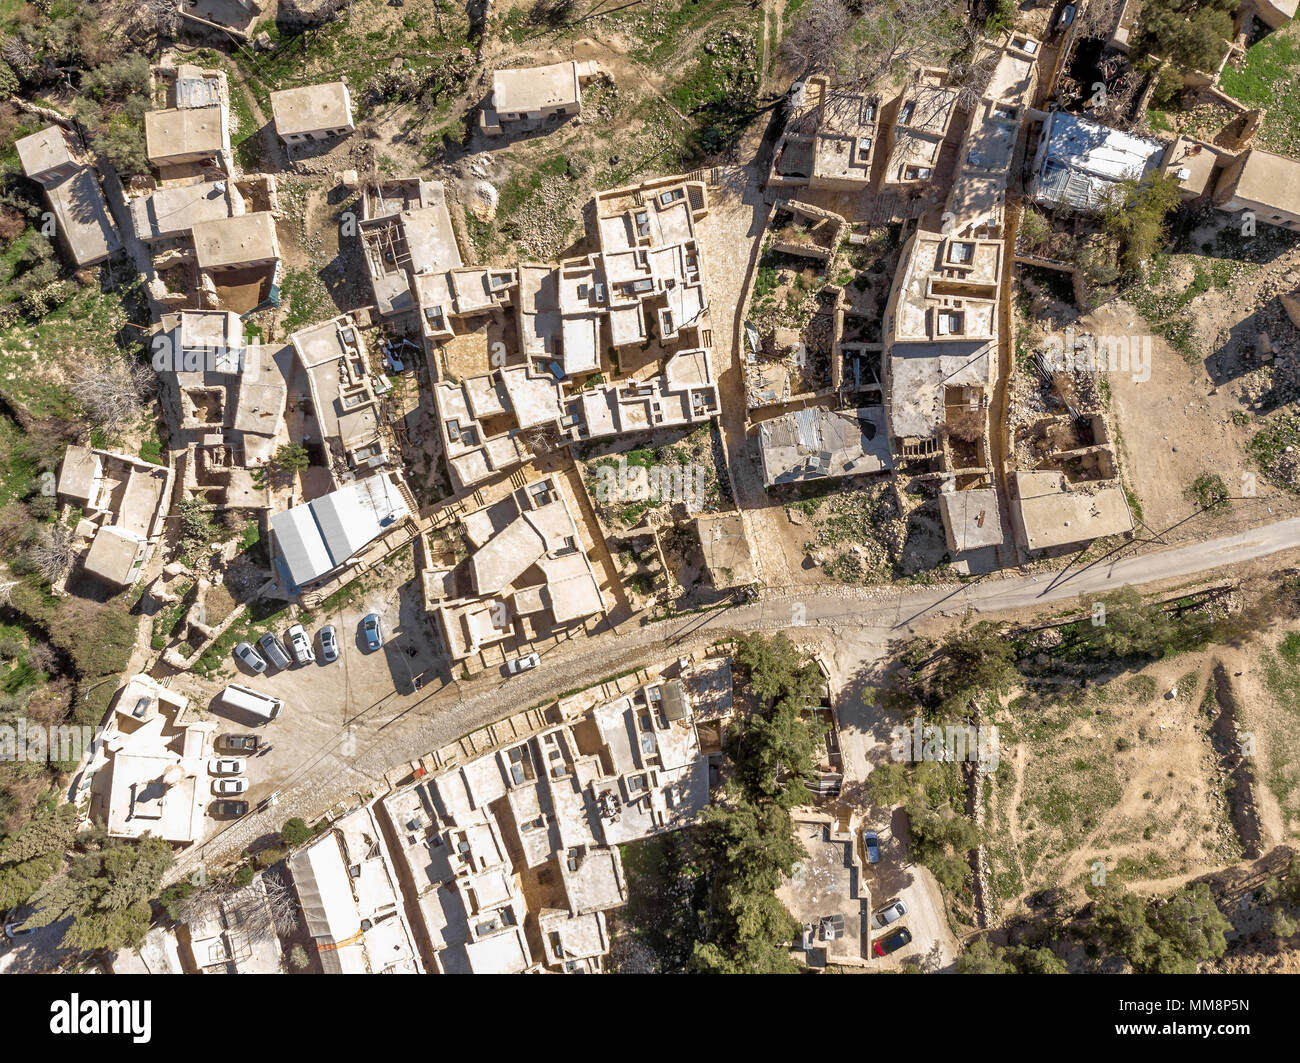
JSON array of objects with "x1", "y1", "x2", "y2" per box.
[
  {"x1": 688, "y1": 795, "x2": 803, "y2": 973},
  {"x1": 957, "y1": 937, "x2": 1017, "y2": 973},
  {"x1": 26, "y1": 833, "x2": 174, "y2": 952},
  {"x1": 270, "y1": 442, "x2": 311, "y2": 483},
  {"x1": 1103, "y1": 171, "x2": 1182, "y2": 276},
  {"x1": 927, "y1": 621, "x2": 1018, "y2": 717},
  {"x1": 279, "y1": 818, "x2": 312, "y2": 847},
  {"x1": 1135, "y1": 0, "x2": 1234, "y2": 76}
]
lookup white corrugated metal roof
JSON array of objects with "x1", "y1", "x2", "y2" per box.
[
  {"x1": 269, "y1": 506, "x2": 334, "y2": 587},
  {"x1": 270, "y1": 476, "x2": 408, "y2": 588}
]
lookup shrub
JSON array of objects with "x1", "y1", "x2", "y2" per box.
[{"x1": 279, "y1": 818, "x2": 312, "y2": 847}]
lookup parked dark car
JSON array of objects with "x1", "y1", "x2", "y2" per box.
[
  {"x1": 863, "y1": 830, "x2": 880, "y2": 864},
  {"x1": 873, "y1": 927, "x2": 913, "y2": 957},
  {"x1": 257, "y1": 631, "x2": 291, "y2": 670},
  {"x1": 211, "y1": 800, "x2": 249, "y2": 819},
  {"x1": 218, "y1": 734, "x2": 259, "y2": 754},
  {"x1": 361, "y1": 613, "x2": 384, "y2": 652}
]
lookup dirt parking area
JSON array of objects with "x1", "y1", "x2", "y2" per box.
[{"x1": 176, "y1": 577, "x2": 447, "y2": 843}]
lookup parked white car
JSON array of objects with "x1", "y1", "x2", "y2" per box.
[
  {"x1": 506, "y1": 652, "x2": 540, "y2": 675},
  {"x1": 212, "y1": 777, "x2": 248, "y2": 795},
  {"x1": 209, "y1": 758, "x2": 247, "y2": 776}
]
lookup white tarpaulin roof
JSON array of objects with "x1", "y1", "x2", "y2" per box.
[{"x1": 270, "y1": 475, "x2": 408, "y2": 588}]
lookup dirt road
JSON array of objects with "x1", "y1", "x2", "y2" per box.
[{"x1": 167, "y1": 514, "x2": 1300, "y2": 881}]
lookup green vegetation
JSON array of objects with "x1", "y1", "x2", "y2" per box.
[
  {"x1": 235, "y1": 2, "x2": 472, "y2": 117},
  {"x1": 268, "y1": 441, "x2": 310, "y2": 483},
  {"x1": 1217, "y1": 21, "x2": 1300, "y2": 155},
  {"x1": 279, "y1": 818, "x2": 313, "y2": 847},
  {"x1": 1102, "y1": 171, "x2": 1182, "y2": 277},
  {"x1": 958, "y1": 938, "x2": 1066, "y2": 973},
  {"x1": 666, "y1": 29, "x2": 760, "y2": 162},
  {"x1": 1184, "y1": 471, "x2": 1229, "y2": 510},
  {"x1": 882, "y1": 621, "x2": 1019, "y2": 720},
  {"x1": 150, "y1": 583, "x2": 194, "y2": 651},
  {"x1": 1249, "y1": 413, "x2": 1300, "y2": 491},
  {"x1": 279, "y1": 268, "x2": 334, "y2": 332},
  {"x1": 1134, "y1": 0, "x2": 1234, "y2": 80},
  {"x1": 25, "y1": 831, "x2": 174, "y2": 952},
  {"x1": 1093, "y1": 881, "x2": 1230, "y2": 973},
  {"x1": 870, "y1": 759, "x2": 975, "y2": 893},
  {"x1": 612, "y1": 634, "x2": 824, "y2": 972},
  {"x1": 1124, "y1": 252, "x2": 1243, "y2": 363}
]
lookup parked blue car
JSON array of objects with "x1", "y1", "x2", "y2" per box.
[
  {"x1": 863, "y1": 830, "x2": 880, "y2": 864},
  {"x1": 361, "y1": 613, "x2": 384, "y2": 652}
]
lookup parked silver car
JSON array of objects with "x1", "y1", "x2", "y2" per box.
[
  {"x1": 257, "y1": 631, "x2": 291, "y2": 670},
  {"x1": 234, "y1": 641, "x2": 267, "y2": 674},
  {"x1": 319, "y1": 624, "x2": 339, "y2": 663},
  {"x1": 871, "y1": 900, "x2": 908, "y2": 929}
]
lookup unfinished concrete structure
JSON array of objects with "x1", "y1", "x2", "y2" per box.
[
  {"x1": 779, "y1": 814, "x2": 871, "y2": 967},
  {"x1": 157, "y1": 309, "x2": 288, "y2": 510},
  {"x1": 359, "y1": 178, "x2": 463, "y2": 316},
  {"x1": 880, "y1": 33, "x2": 1036, "y2": 505},
  {"x1": 270, "y1": 80, "x2": 355, "y2": 143},
  {"x1": 768, "y1": 75, "x2": 879, "y2": 193},
  {"x1": 15, "y1": 125, "x2": 121, "y2": 268},
  {"x1": 290, "y1": 315, "x2": 395, "y2": 485},
  {"x1": 478, "y1": 60, "x2": 602, "y2": 136},
  {"x1": 424, "y1": 475, "x2": 606, "y2": 664},
  {"x1": 883, "y1": 74, "x2": 958, "y2": 186},
  {"x1": 405, "y1": 177, "x2": 719, "y2": 492},
  {"x1": 376, "y1": 663, "x2": 714, "y2": 972},
  {"x1": 58, "y1": 445, "x2": 174, "y2": 588},
  {"x1": 758, "y1": 406, "x2": 892, "y2": 487}
]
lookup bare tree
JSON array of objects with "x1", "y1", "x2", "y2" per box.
[
  {"x1": 28, "y1": 523, "x2": 77, "y2": 584},
  {"x1": 71, "y1": 355, "x2": 158, "y2": 438},
  {"x1": 1, "y1": 37, "x2": 35, "y2": 77},
  {"x1": 842, "y1": 0, "x2": 973, "y2": 89},
  {"x1": 781, "y1": 0, "x2": 854, "y2": 77},
  {"x1": 261, "y1": 872, "x2": 301, "y2": 936}
]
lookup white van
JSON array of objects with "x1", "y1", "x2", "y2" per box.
[{"x1": 220, "y1": 683, "x2": 283, "y2": 722}]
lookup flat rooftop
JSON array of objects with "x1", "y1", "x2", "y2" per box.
[
  {"x1": 145, "y1": 105, "x2": 227, "y2": 161},
  {"x1": 1012, "y1": 470, "x2": 1134, "y2": 550},
  {"x1": 192, "y1": 212, "x2": 279, "y2": 269},
  {"x1": 46, "y1": 168, "x2": 121, "y2": 266},
  {"x1": 270, "y1": 81, "x2": 353, "y2": 137},
  {"x1": 492, "y1": 61, "x2": 581, "y2": 113}
]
